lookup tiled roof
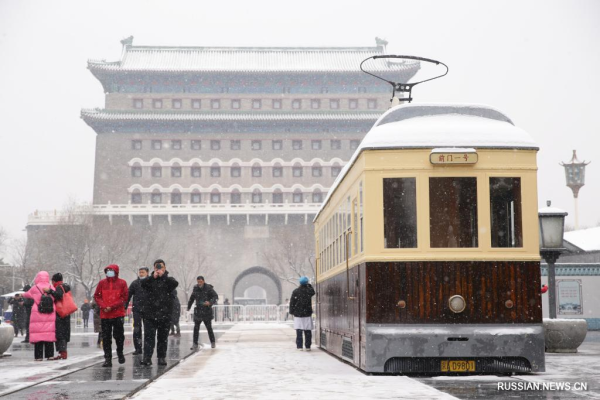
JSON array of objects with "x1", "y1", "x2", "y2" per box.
[
  {"x1": 80, "y1": 109, "x2": 383, "y2": 122},
  {"x1": 88, "y1": 43, "x2": 420, "y2": 73}
]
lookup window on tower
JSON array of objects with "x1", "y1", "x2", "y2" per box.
[
  {"x1": 171, "y1": 167, "x2": 182, "y2": 178},
  {"x1": 151, "y1": 166, "x2": 162, "y2": 178},
  {"x1": 153, "y1": 99, "x2": 163, "y2": 109},
  {"x1": 349, "y1": 99, "x2": 358, "y2": 109},
  {"x1": 191, "y1": 167, "x2": 201, "y2": 178},
  {"x1": 330, "y1": 99, "x2": 340, "y2": 109},
  {"x1": 211, "y1": 99, "x2": 221, "y2": 109},
  {"x1": 292, "y1": 140, "x2": 303, "y2": 150},
  {"x1": 252, "y1": 99, "x2": 262, "y2": 109},
  {"x1": 231, "y1": 99, "x2": 241, "y2": 109},
  {"x1": 293, "y1": 191, "x2": 303, "y2": 203},
  {"x1": 131, "y1": 140, "x2": 142, "y2": 150},
  {"x1": 292, "y1": 167, "x2": 303, "y2": 177},
  {"x1": 211, "y1": 140, "x2": 221, "y2": 150},
  {"x1": 312, "y1": 166, "x2": 323, "y2": 177},
  {"x1": 133, "y1": 99, "x2": 143, "y2": 109},
  {"x1": 292, "y1": 99, "x2": 302, "y2": 109},
  {"x1": 312, "y1": 192, "x2": 323, "y2": 203},
  {"x1": 191, "y1": 140, "x2": 201, "y2": 150},
  {"x1": 231, "y1": 166, "x2": 241, "y2": 177},
  {"x1": 172, "y1": 140, "x2": 182, "y2": 150},
  {"x1": 191, "y1": 193, "x2": 202, "y2": 204},
  {"x1": 273, "y1": 167, "x2": 283, "y2": 177},
  {"x1": 330, "y1": 140, "x2": 341, "y2": 150},
  {"x1": 331, "y1": 166, "x2": 341, "y2": 177},
  {"x1": 272, "y1": 192, "x2": 283, "y2": 204},
  {"x1": 321, "y1": 87, "x2": 329, "y2": 94},
  {"x1": 172, "y1": 99, "x2": 182, "y2": 109},
  {"x1": 192, "y1": 99, "x2": 201, "y2": 109},
  {"x1": 131, "y1": 192, "x2": 142, "y2": 204},
  {"x1": 231, "y1": 192, "x2": 242, "y2": 204},
  {"x1": 210, "y1": 166, "x2": 221, "y2": 177},
  {"x1": 252, "y1": 191, "x2": 263, "y2": 204},
  {"x1": 367, "y1": 99, "x2": 377, "y2": 109},
  {"x1": 131, "y1": 166, "x2": 142, "y2": 178},
  {"x1": 151, "y1": 192, "x2": 162, "y2": 204},
  {"x1": 230, "y1": 140, "x2": 241, "y2": 150},
  {"x1": 311, "y1": 99, "x2": 321, "y2": 109},
  {"x1": 272, "y1": 99, "x2": 282, "y2": 109},
  {"x1": 350, "y1": 140, "x2": 360, "y2": 150},
  {"x1": 251, "y1": 140, "x2": 262, "y2": 150},
  {"x1": 252, "y1": 166, "x2": 262, "y2": 177},
  {"x1": 311, "y1": 140, "x2": 322, "y2": 150},
  {"x1": 211, "y1": 192, "x2": 221, "y2": 204},
  {"x1": 272, "y1": 140, "x2": 283, "y2": 150},
  {"x1": 171, "y1": 192, "x2": 182, "y2": 204},
  {"x1": 152, "y1": 140, "x2": 162, "y2": 150}
]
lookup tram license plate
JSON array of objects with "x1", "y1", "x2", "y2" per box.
[{"x1": 441, "y1": 360, "x2": 476, "y2": 372}]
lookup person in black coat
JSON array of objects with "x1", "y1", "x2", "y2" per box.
[
  {"x1": 187, "y1": 276, "x2": 218, "y2": 350},
  {"x1": 289, "y1": 276, "x2": 316, "y2": 350},
  {"x1": 170, "y1": 290, "x2": 181, "y2": 337},
  {"x1": 140, "y1": 260, "x2": 178, "y2": 366},
  {"x1": 21, "y1": 285, "x2": 34, "y2": 343},
  {"x1": 47, "y1": 273, "x2": 71, "y2": 360},
  {"x1": 8, "y1": 295, "x2": 26, "y2": 336},
  {"x1": 80, "y1": 299, "x2": 91, "y2": 329},
  {"x1": 125, "y1": 267, "x2": 149, "y2": 355}
]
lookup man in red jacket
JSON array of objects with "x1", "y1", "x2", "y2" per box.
[{"x1": 94, "y1": 264, "x2": 128, "y2": 367}]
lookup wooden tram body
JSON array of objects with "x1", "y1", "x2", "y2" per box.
[{"x1": 313, "y1": 104, "x2": 544, "y2": 374}]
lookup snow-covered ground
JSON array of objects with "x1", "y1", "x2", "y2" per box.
[
  {"x1": 129, "y1": 323, "x2": 456, "y2": 400},
  {"x1": 0, "y1": 351, "x2": 104, "y2": 396}
]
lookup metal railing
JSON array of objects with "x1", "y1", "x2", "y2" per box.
[{"x1": 71, "y1": 305, "x2": 294, "y2": 327}]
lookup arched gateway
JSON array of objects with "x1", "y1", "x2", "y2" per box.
[{"x1": 232, "y1": 266, "x2": 282, "y2": 305}]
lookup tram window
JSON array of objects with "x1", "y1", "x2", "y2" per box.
[
  {"x1": 429, "y1": 177, "x2": 478, "y2": 248},
  {"x1": 490, "y1": 177, "x2": 523, "y2": 248},
  {"x1": 383, "y1": 178, "x2": 417, "y2": 248},
  {"x1": 360, "y1": 182, "x2": 364, "y2": 252}
]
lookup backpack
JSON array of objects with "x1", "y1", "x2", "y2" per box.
[{"x1": 37, "y1": 286, "x2": 54, "y2": 314}]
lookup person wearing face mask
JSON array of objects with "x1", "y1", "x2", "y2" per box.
[
  {"x1": 125, "y1": 266, "x2": 149, "y2": 355},
  {"x1": 94, "y1": 264, "x2": 129, "y2": 367}
]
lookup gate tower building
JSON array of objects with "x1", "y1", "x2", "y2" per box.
[{"x1": 28, "y1": 37, "x2": 419, "y2": 303}]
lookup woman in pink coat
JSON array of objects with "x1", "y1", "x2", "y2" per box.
[{"x1": 23, "y1": 271, "x2": 56, "y2": 360}]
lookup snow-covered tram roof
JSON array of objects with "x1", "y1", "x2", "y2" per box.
[{"x1": 314, "y1": 103, "x2": 538, "y2": 222}]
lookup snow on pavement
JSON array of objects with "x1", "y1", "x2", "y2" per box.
[{"x1": 130, "y1": 323, "x2": 456, "y2": 400}]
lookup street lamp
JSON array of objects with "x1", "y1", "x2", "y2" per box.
[
  {"x1": 539, "y1": 200, "x2": 568, "y2": 319},
  {"x1": 560, "y1": 150, "x2": 590, "y2": 230}
]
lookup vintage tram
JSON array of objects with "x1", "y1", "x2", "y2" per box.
[{"x1": 313, "y1": 103, "x2": 544, "y2": 374}]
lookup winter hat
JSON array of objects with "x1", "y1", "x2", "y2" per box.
[
  {"x1": 23, "y1": 285, "x2": 31, "y2": 291},
  {"x1": 299, "y1": 276, "x2": 309, "y2": 285},
  {"x1": 197, "y1": 276, "x2": 205, "y2": 281},
  {"x1": 52, "y1": 273, "x2": 63, "y2": 282}
]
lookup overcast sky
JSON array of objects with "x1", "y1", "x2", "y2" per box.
[{"x1": 1, "y1": 0, "x2": 599, "y2": 258}]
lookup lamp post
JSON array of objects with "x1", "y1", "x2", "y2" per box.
[
  {"x1": 539, "y1": 201, "x2": 568, "y2": 319},
  {"x1": 560, "y1": 150, "x2": 590, "y2": 230}
]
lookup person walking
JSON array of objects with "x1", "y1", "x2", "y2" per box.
[
  {"x1": 22, "y1": 271, "x2": 56, "y2": 361},
  {"x1": 223, "y1": 298, "x2": 231, "y2": 322},
  {"x1": 170, "y1": 290, "x2": 181, "y2": 337},
  {"x1": 289, "y1": 276, "x2": 315, "y2": 351},
  {"x1": 94, "y1": 264, "x2": 128, "y2": 367},
  {"x1": 284, "y1": 298, "x2": 290, "y2": 321},
  {"x1": 91, "y1": 299, "x2": 102, "y2": 348},
  {"x1": 187, "y1": 276, "x2": 218, "y2": 351},
  {"x1": 47, "y1": 273, "x2": 72, "y2": 360},
  {"x1": 125, "y1": 267, "x2": 149, "y2": 355},
  {"x1": 8, "y1": 294, "x2": 26, "y2": 337},
  {"x1": 21, "y1": 285, "x2": 34, "y2": 343},
  {"x1": 140, "y1": 259, "x2": 178, "y2": 366},
  {"x1": 80, "y1": 299, "x2": 91, "y2": 329}
]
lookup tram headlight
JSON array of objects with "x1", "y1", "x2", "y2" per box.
[{"x1": 448, "y1": 295, "x2": 466, "y2": 313}]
